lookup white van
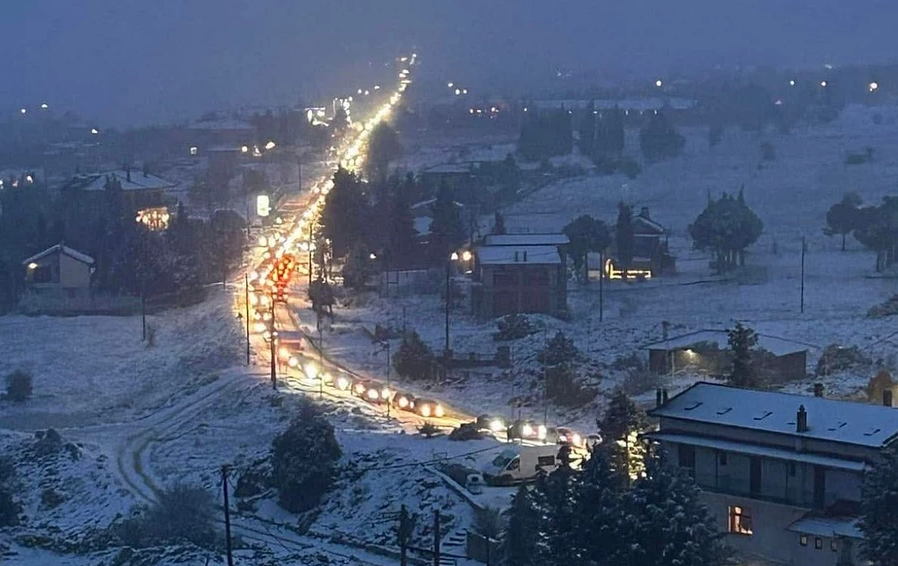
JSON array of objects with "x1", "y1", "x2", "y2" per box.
[{"x1": 482, "y1": 445, "x2": 559, "y2": 485}]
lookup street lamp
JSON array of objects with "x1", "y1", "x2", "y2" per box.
[{"x1": 445, "y1": 252, "x2": 460, "y2": 356}]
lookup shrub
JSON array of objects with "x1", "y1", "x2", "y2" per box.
[
  {"x1": 40, "y1": 488, "x2": 66, "y2": 509},
  {"x1": 0, "y1": 488, "x2": 20, "y2": 527},
  {"x1": 115, "y1": 484, "x2": 216, "y2": 548},
  {"x1": 536, "y1": 331, "x2": 581, "y2": 367},
  {"x1": 417, "y1": 422, "x2": 442, "y2": 438},
  {"x1": 271, "y1": 402, "x2": 342, "y2": 513},
  {"x1": 393, "y1": 331, "x2": 437, "y2": 380},
  {"x1": 621, "y1": 368, "x2": 663, "y2": 397},
  {"x1": 868, "y1": 295, "x2": 898, "y2": 318},
  {"x1": 493, "y1": 314, "x2": 535, "y2": 341},
  {"x1": 4, "y1": 369, "x2": 33, "y2": 402},
  {"x1": 816, "y1": 344, "x2": 872, "y2": 376},
  {"x1": 448, "y1": 422, "x2": 482, "y2": 441},
  {"x1": 473, "y1": 506, "x2": 504, "y2": 539},
  {"x1": 544, "y1": 365, "x2": 595, "y2": 407},
  {"x1": 610, "y1": 352, "x2": 646, "y2": 372}
]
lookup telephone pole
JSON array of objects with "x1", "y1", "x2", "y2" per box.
[
  {"x1": 221, "y1": 465, "x2": 234, "y2": 566},
  {"x1": 800, "y1": 236, "x2": 806, "y2": 314},
  {"x1": 598, "y1": 251, "x2": 604, "y2": 322},
  {"x1": 397, "y1": 505, "x2": 411, "y2": 566},
  {"x1": 244, "y1": 274, "x2": 251, "y2": 365},
  {"x1": 270, "y1": 298, "x2": 277, "y2": 389},
  {"x1": 433, "y1": 510, "x2": 441, "y2": 566}
]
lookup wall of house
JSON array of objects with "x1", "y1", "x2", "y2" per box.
[
  {"x1": 58, "y1": 253, "x2": 92, "y2": 289},
  {"x1": 473, "y1": 263, "x2": 566, "y2": 318}
]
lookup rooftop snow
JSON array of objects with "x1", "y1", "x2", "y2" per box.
[
  {"x1": 22, "y1": 243, "x2": 94, "y2": 266},
  {"x1": 483, "y1": 234, "x2": 569, "y2": 246},
  {"x1": 643, "y1": 329, "x2": 816, "y2": 356},
  {"x1": 650, "y1": 382, "x2": 898, "y2": 448},
  {"x1": 788, "y1": 516, "x2": 863, "y2": 539},
  {"x1": 644, "y1": 432, "x2": 867, "y2": 472},
  {"x1": 67, "y1": 170, "x2": 176, "y2": 192},
  {"x1": 475, "y1": 245, "x2": 561, "y2": 265},
  {"x1": 423, "y1": 163, "x2": 475, "y2": 174}
]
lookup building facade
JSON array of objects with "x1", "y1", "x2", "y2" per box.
[
  {"x1": 647, "y1": 382, "x2": 898, "y2": 566},
  {"x1": 22, "y1": 244, "x2": 94, "y2": 297},
  {"x1": 471, "y1": 234, "x2": 568, "y2": 319}
]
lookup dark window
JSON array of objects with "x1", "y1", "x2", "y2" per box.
[
  {"x1": 536, "y1": 455, "x2": 555, "y2": 467},
  {"x1": 831, "y1": 539, "x2": 838, "y2": 552},
  {"x1": 815, "y1": 538, "x2": 823, "y2": 550},
  {"x1": 678, "y1": 444, "x2": 696, "y2": 473},
  {"x1": 789, "y1": 462, "x2": 797, "y2": 477},
  {"x1": 507, "y1": 458, "x2": 520, "y2": 471},
  {"x1": 800, "y1": 535, "x2": 808, "y2": 546},
  {"x1": 719, "y1": 452, "x2": 728, "y2": 466},
  {"x1": 727, "y1": 506, "x2": 752, "y2": 535},
  {"x1": 813, "y1": 466, "x2": 826, "y2": 508},
  {"x1": 750, "y1": 458, "x2": 762, "y2": 496}
]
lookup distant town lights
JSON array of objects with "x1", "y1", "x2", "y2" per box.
[
  {"x1": 789, "y1": 79, "x2": 796, "y2": 86},
  {"x1": 19, "y1": 108, "x2": 26, "y2": 114},
  {"x1": 821, "y1": 80, "x2": 828, "y2": 87},
  {"x1": 655, "y1": 79, "x2": 663, "y2": 88},
  {"x1": 40, "y1": 103, "x2": 49, "y2": 110},
  {"x1": 869, "y1": 82, "x2": 879, "y2": 92},
  {"x1": 90, "y1": 128, "x2": 99, "y2": 135}
]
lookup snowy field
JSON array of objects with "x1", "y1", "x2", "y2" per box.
[{"x1": 299, "y1": 103, "x2": 898, "y2": 433}]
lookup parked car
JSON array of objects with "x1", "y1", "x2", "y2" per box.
[
  {"x1": 482, "y1": 445, "x2": 559, "y2": 485},
  {"x1": 476, "y1": 414, "x2": 506, "y2": 434},
  {"x1": 506, "y1": 419, "x2": 547, "y2": 442},
  {"x1": 392, "y1": 391, "x2": 416, "y2": 411}
]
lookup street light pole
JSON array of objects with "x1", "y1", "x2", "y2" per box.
[
  {"x1": 269, "y1": 298, "x2": 277, "y2": 390},
  {"x1": 444, "y1": 258, "x2": 451, "y2": 356},
  {"x1": 244, "y1": 274, "x2": 250, "y2": 365},
  {"x1": 386, "y1": 340, "x2": 392, "y2": 418}
]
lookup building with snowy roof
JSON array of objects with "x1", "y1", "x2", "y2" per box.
[
  {"x1": 471, "y1": 233, "x2": 568, "y2": 319},
  {"x1": 22, "y1": 243, "x2": 94, "y2": 297},
  {"x1": 647, "y1": 382, "x2": 898, "y2": 566}
]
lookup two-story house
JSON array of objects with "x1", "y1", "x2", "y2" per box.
[
  {"x1": 470, "y1": 234, "x2": 568, "y2": 319},
  {"x1": 647, "y1": 382, "x2": 898, "y2": 566}
]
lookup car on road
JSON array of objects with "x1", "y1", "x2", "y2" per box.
[
  {"x1": 506, "y1": 419, "x2": 547, "y2": 442},
  {"x1": 411, "y1": 398, "x2": 444, "y2": 418},
  {"x1": 475, "y1": 414, "x2": 506, "y2": 434},
  {"x1": 352, "y1": 379, "x2": 391, "y2": 404},
  {"x1": 392, "y1": 391, "x2": 416, "y2": 411}
]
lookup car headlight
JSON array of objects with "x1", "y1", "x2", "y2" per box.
[
  {"x1": 380, "y1": 388, "x2": 391, "y2": 400},
  {"x1": 489, "y1": 419, "x2": 505, "y2": 433},
  {"x1": 397, "y1": 396, "x2": 410, "y2": 408},
  {"x1": 434, "y1": 404, "x2": 445, "y2": 418},
  {"x1": 336, "y1": 376, "x2": 350, "y2": 390},
  {"x1": 367, "y1": 389, "x2": 379, "y2": 400},
  {"x1": 287, "y1": 357, "x2": 299, "y2": 368},
  {"x1": 537, "y1": 425, "x2": 547, "y2": 440},
  {"x1": 572, "y1": 433, "x2": 582, "y2": 446},
  {"x1": 522, "y1": 424, "x2": 534, "y2": 437},
  {"x1": 421, "y1": 405, "x2": 432, "y2": 418}
]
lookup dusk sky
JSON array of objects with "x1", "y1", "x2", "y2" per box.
[{"x1": 2, "y1": 0, "x2": 895, "y2": 126}]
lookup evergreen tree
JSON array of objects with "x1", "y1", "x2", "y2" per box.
[
  {"x1": 366, "y1": 123, "x2": 403, "y2": 181},
  {"x1": 579, "y1": 101, "x2": 596, "y2": 157},
  {"x1": 639, "y1": 111, "x2": 685, "y2": 161},
  {"x1": 617, "y1": 454, "x2": 728, "y2": 566},
  {"x1": 536, "y1": 331, "x2": 581, "y2": 367},
  {"x1": 727, "y1": 322, "x2": 759, "y2": 388},
  {"x1": 503, "y1": 486, "x2": 541, "y2": 566},
  {"x1": 688, "y1": 189, "x2": 764, "y2": 273},
  {"x1": 342, "y1": 243, "x2": 376, "y2": 290},
  {"x1": 575, "y1": 449, "x2": 628, "y2": 566},
  {"x1": 387, "y1": 185, "x2": 418, "y2": 268},
  {"x1": 393, "y1": 331, "x2": 436, "y2": 380},
  {"x1": 563, "y1": 215, "x2": 611, "y2": 281},
  {"x1": 491, "y1": 211, "x2": 507, "y2": 235},
  {"x1": 824, "y1": 193, "x2": 862, "y2": 251},
  {"x1": 428, "y1": 183, "x2": 465, "y2": 264},
  {"x1": 538, "y1": 467, "x2": 581, "y2": 566},
  {"x1": 321, "y1": 167, "x2": 367, "y2": 258},
  {"x1": 860, "y1": 445, "x2": 898, "y2": 565},
  {"x1": 615, "y1": 203, "x2": 635, "y2": 276},
  {"x1": 598, "y1": 390, "x2": 646, "y2": 483}
]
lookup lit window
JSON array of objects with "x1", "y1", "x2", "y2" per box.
[
  {"x1": 800, "y1": 535, "x2": 808, "y2": 546},
  {"x1": 728, "y1": 506, "x2": 752, "y2": 535},
  {"x1": 815, "y1": 538, "x2": 823, "y2": 550},
  {"x1": 189, "y1": 146, "x2": 198, "y2": 156}
]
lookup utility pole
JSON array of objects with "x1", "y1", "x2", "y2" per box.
[
  {"x1": 317, "y1": 310, "x2": 323, "y2": 399},
  {"x1": 444, "y1": 259, "x2": 451, "y2": 356},
  {"x1": 800, "y1": 236, "x2": 806, "y2": 314},
  {"x1": 270, "y1": 298, "x2": 277, "y2": 390},
  {"x1": 244, "y1": 274, "x2": 251, "y2": 365},
  {"x1": 221, "y1": 465, "x2": 234, "y2": 566},
  {"x1": 599, "y1": 251, "x2": 604, "y2": 323},
  {"x1": 386, "y1": 340, "x2": 391, "y2": 418},
  {"x1": 307, "y1": 226, "x2": 313, "y2": 286},
  {"x1": 141, "y1": 283, "x2": 147, "y2": 341},
  {"x1": 433, "y1": 510, "x2": 441, "y2": 566},
  {"x1": 398, "y1": 505, "x2": 411, "y2": 566}
]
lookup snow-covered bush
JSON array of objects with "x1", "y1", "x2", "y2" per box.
[
  {"x1": 816, "y1": 344, "x2": 872, "y2": 376},
  {"x1": 493, "y1": 314, "x2": 535, "y2": 341},
  {"x1": 4, "y1": 369, "x2": 33, "y2": 402},
  {"x1": 868, "y1": 294, "x2": 898, "y2": 318},
  {"x1": 417, "y1": 422, "x2": 441, "y2": 438},
  {"x1": 0, "y1": 454, "x2": 20, "y2": 527},
  {"x1": 271, "y1": 402, "x2": 342, "y2": 513},
  {"x1": 393, "y1": 331, "x2": 437, "y2": 380},
  {"x1": 536, "y1": 331, "x2": 581, "y2": 367}
]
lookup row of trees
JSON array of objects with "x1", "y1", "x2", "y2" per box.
[
  {"x1": 689, "y1": 188, "x2": 764, "y2": 273},
  {"x1": 562, "y1": 203, "x2": 638, "y2": 280}
]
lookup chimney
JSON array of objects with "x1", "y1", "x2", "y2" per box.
[
  {"x1": 797, "y1": 405, "x2": 808, "y2": 433},
  {"x1": 662, "y1": 389, "x2": 669, "y2": 403},
  {"x1": 640, "y1": 206, "x2": 650, "y2": 219},
  {"x1": 884, "y1": 390, "x2": 893, "y2": 408},
  {"x1": 813, "y1": 383, "x2": 824, "y2": 397},
  {"x1": 656, "y1": 388, "x2": 663, "y2": 408}
]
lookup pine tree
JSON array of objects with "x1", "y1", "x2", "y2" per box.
[
  {"x1": 598, "y1": 390, "x2": 646, "y2": 483},
  {"x1": 393, "y1": 331, "x2": 436, "y2": 380},
  {"x1": 387, "y1": 186, "x2": 418, "y2": 268},
  {"x1": 491, "y1": 211, "x2": 507, "y2": 235},
  {"x1": 617, "y1": 454, "x2": 728, "y2": 566},
  {"x1": 575, "y1": 450, "x2": 628, "y2": 566},
  {"x1": 727, "y1": 322, "x2": 759, "y2": 388},
  {"x1": 538, "y1": 467, "x2": 581, "y2": 566},
  {"x1": 428, "y1": 183, "x2": 465, "y2": 264},
  {"x1": 615, "y1": 203, "x2": 635, "y2": 276},
  {"x1": 860, "y1": 445, "x2": 898, "y2": 565},
  {"x1": 639, "y1": 111, "x2": 685, "y2": 161},
  {"x1": 503, "y1": 486, "x2": 541, "y2": 566},
  {"x1": 321, "y1": 167, "x2": 367, "y2": 258},
  {"x1": 579, "y1": 101, "x2": 596, "y2": 157}
]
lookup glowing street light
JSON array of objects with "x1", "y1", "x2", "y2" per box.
[
  {"x1": 241, "y1": 145, "x2": 249, "y2": 154},
  {"x1": 869, "y1": 81, "x2": 879, "y2": 92},
  {"x1": 265, "y1": 140, "x2": 276, "y2": 150},
  {"x1": 447, "y1": 82, "x2": 454, "y2": 88},
  {"x1": 19, "y1": 108, "x2": 26, "y2": 114},
  {"x1": 90, "y1": 128, "x2": 99, "y2": 135},
  {"x1": 655, "y1": 79, "x2": 663, "y2": 88},
  {"x1": 821, "y1": 80, "x2": 828, "y2": 87},
  {"x1": 40, "y1": 103, "x2": 49, "y2": 110},
  {"x1": 789, "y1": 79, "x2": 796, "y2": 86}
]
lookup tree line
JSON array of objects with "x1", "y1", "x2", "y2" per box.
[{"x1": 825, "y1": 192, "x2": 898, "y2": 271}]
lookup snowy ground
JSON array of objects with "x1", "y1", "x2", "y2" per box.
[{"x1": 299, "y1": 103, "x2": 898, "y2": 434}]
